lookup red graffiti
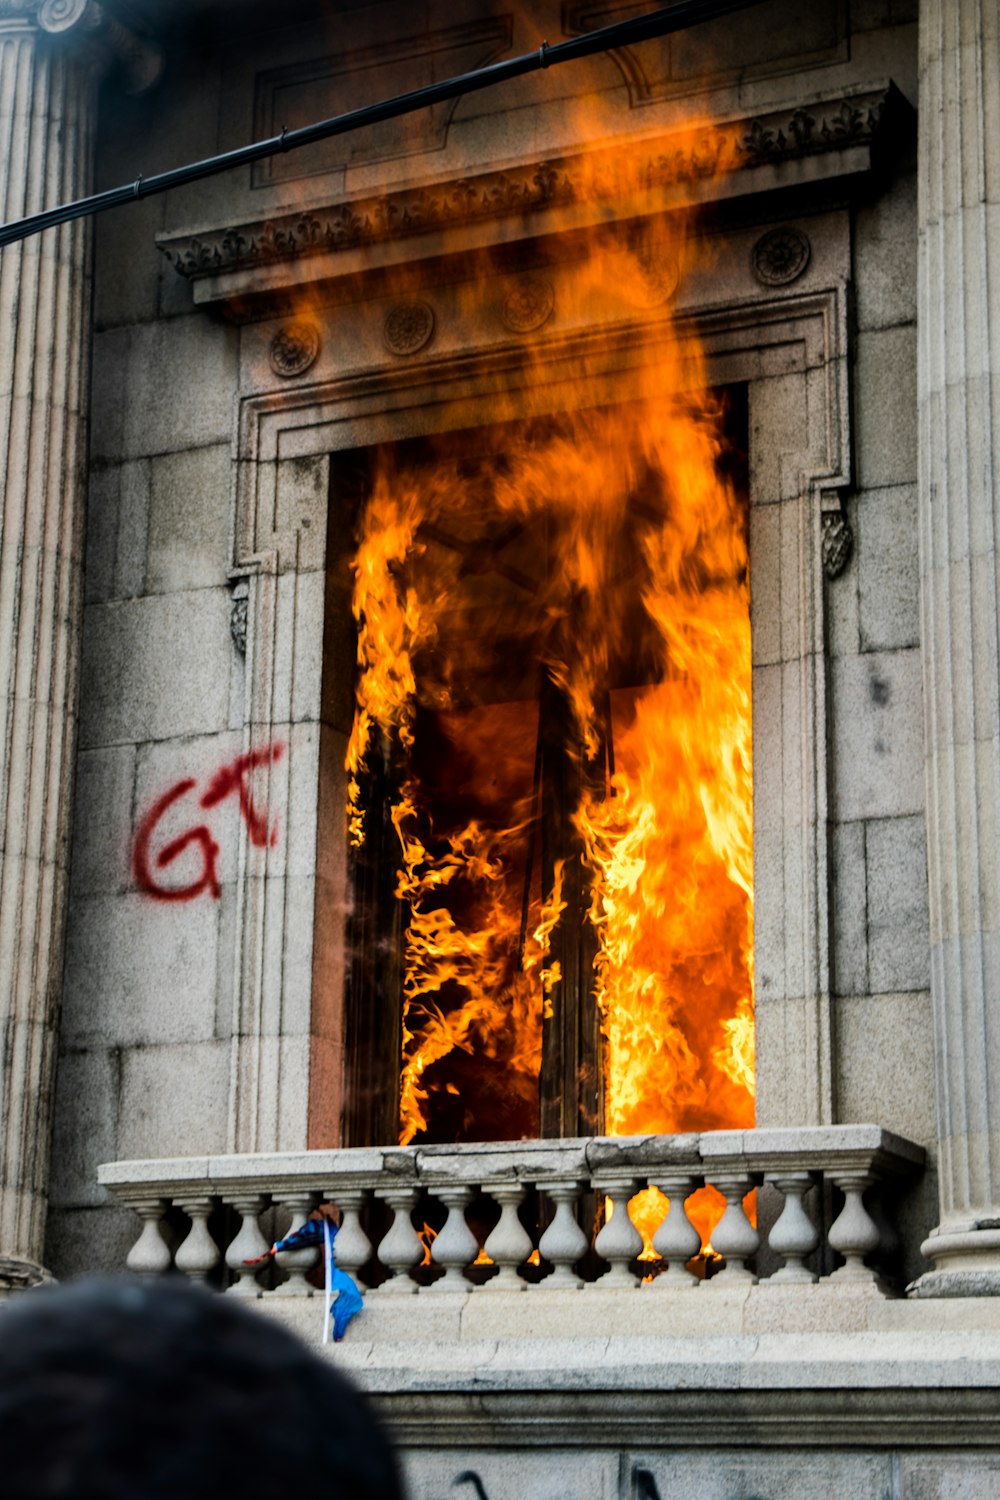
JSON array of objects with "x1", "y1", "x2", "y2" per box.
[
  {"x1": 199, "y1": 746, "x2": 283, "y2": 848},
  {"x1": 133, "y1": 743, "x2": 284, "y2": 903}
]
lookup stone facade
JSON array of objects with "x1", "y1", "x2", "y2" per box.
[{"x1": 3, "y1": 0, "x2": 1000, "y2": 1492}]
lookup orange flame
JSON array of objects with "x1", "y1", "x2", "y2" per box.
[
  {"x1": 417, "y1": 1221, "x2": 437, "y2": 1269},
  {"x1": 345, "y1": 116, "x2": 755, "y2": 1161},
  {"x1": 626, "y1": 1183, "x2": 757, "y2": 1269}
]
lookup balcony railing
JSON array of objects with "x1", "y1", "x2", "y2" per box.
[{"x1": 97, "y1": 1127, "x2": 924, "y2": 1304}]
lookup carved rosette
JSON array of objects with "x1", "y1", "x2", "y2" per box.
[
  {"x1": 501, "y1": 276, "x2": 554, "y2": 334},
  {"x1": 383, "y1": 300, "x2": 435, "y2": 356},
  {"x1": 631, "y1": 251, "x2": 679, "y2": 309},
  {"x1": 821, "y1": 509, "x2": 853, "y2": 579},
  {"x1": 751, "y1": 227, "x2": 811, "y2": 287},
  {"x1": 269, "y1": 320, "x2": 321, "y2": 378}
]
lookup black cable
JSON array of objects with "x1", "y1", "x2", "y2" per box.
[{"x1": 0, "y1": 0, "x2": 764, "y2": 249}]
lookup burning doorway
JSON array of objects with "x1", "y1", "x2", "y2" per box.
[{"x1": 340, "y1": 387, "x2": 755, "y2": 1150}]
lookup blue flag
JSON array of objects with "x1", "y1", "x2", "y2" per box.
[
  {"x1": 324, "y1": 1219, "x2": 364, "y2": 1342},
  {"x1": 271, "y1": 1216, "x2": 364, "y2": 1342}
]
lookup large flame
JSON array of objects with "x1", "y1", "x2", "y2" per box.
[{"x1": 344, "y1": 121, "x2": 755, "y2": 1230}]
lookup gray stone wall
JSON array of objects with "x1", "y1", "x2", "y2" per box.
[
  {"x1": 48, "y1": 0, "x2": 929, "y2": 1279},
  {"x1": 832, "y1": 129, "x2": 932, "y2": 1197},
  {"x1": 832, "y1": 119, "x2": 932, "y2": 1274},
  {"x1": 48, "y1": 36, "x2": 241, "y2": 1275}
]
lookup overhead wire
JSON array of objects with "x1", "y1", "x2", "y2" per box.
[{"x1": 0, "y1": 0, "x2": 765, "y2": 249}]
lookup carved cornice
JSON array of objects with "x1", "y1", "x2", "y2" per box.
[{"x1": 158, "y1": 84, "x2": 911, "y2": 295}]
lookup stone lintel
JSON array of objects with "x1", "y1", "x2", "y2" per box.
[{"x1": 155, "y1": 83, "x2": 913, "y2": 321}]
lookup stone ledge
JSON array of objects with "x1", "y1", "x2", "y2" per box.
[
  {"x1": 257, "y1": 1295, "x2": 1000, "y2": 1448},
  {"x1": 96, "y1": 1124, "x2": 925, "y2": 1202},
  {"x1": 257, "y1": 1282, "x2": 1000, "y2": 1352}
]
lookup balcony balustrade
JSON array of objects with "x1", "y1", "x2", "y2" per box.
[{"x1": 98, "y1": 1127, "x2": 924, "y2": 1313}]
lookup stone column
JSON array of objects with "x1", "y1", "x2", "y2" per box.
[
  {"x1": 0, "y1": 0, "x2": 154, "y2": 1287},
  {"x1": 915, "y1": 0, "x2": 1000, "y2": 1294}
]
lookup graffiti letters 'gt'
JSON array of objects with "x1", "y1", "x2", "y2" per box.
[{"x1": 132, "y1": 744, "x2": 284, "y2": 903}]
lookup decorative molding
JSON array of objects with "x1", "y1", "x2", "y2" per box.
[
  {"x1": 228, "y1": 277, "x2": 851, "y2": 1142},
  {"x1": 268, "y1": 319, "x2": 321, "y2": 378},
  {"x1": 229, "y1": 578, "x2": 249, "y2": 656},
  {"x1": 379, "y1": 1380, "x2": 1000, "y2": 1453},
  {"x1": 751, "y1": 226, "x2": 811, "y2": 287},
  {"x1": 500, "y1": 276, "x2": 554, "y2": 334},
  {"x1": 251, "y1": 17, "x2": 513, "y2": 189},
  {"x1": 383, "y1": 300, "x2": 435, "y2": 356},
  {"x1": 821, "y1": 508, "x2": 853, "y2": 578},
  {"x1": 38, "y1": 0, "x2": 89, "y2": 28},
  {"x1": 0, "y1": 1254, "x2": 55, "y2": 1291},
  {"x1": 1, "y1": 0, "x2": 163, "y2": 90},
  {"x1": 158, "y1": 85, "x2": 910, "y2": 297},
  {"x1": 561, "y1": 0, "x2": 849, "y2": 109},
  {"x1": 631, "y1": 246, "x2": 679, "y2": 308}
]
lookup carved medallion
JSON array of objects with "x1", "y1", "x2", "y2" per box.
[
  {"x1": 383, "y1": 301, "x2": 435, "y2": 356},
  {"x1": 501, "y1": 276, "x2": 554, "y2": 334},
  {"x1": 751, "y1": 226, "x2": 811, "y2": 287},
  {"x1": 268, "y1": 320, "x2": 321, "y2": 378},
  {"x1": 631, "y1": 251, "x2": 680, "y2": 309}
]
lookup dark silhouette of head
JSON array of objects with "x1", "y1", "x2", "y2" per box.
[{"x1": 0, "y1": 1275, "x2": 404, "y2": 1500}]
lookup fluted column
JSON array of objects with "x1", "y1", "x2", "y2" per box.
[
  {"x1": 0, "y1": 0, "x2": 106, "y2": 1285},
  {"x1": 915, "y1": 0, "x2": 1000, "y2": 1294}
]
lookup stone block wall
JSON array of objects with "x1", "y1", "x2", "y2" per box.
[
  {"x1": 47, "y1": 0, "x2": 930, "y2": 1279},
  {"x1": 47, "y1": 34, "x2": 242, "y2": 1274},
  {"x1": 829, "y1": 120, "x2": 931, "y2": 1209}
]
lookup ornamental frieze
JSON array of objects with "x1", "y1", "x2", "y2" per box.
[{"x1": 157, "y1": 85, "x2": 910, "y2": 290}]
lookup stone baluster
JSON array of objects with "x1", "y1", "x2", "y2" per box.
[
  {"x1": 538, "y1": 1180, "x2": 589, "y2": 1288},
  {"x1": 650, "y1": 1175, "x2": 702, "y2": 1286},
  {"x1": 593, "y1": 1176, "x2": 643, "y2": 1287},
  {"x1": 223, "y1": 1194, "x2": 269, "y2": 1296},
  {"x1": 482, "y1": 1181, "x2": 533, "y2": 1290},
  {"x1": 428, "y1": 1185, "x2": 478, "y2": 1291},
  {"x1": 707, "y1": 1175, "x2": 759, "y2": 1283},
  {"x1": 374, "y1": 1186, "x2": 423, "y2": 1293},
  {"x1": 273, "y1": 1194, "x2": 319, "y2": 1295},
  {"x1": 827, "y1": 1172, "x2": 880, "y2": 1284},
  {"x1": 125, "y1": 1199, "x2": 172, "y2": 1276},
  {"x1": 174, "y1": 1198, "x2": 220, "y2": 1283},
  {"x1": 325, "y1": 1190, "x2": 373, "y2": 1290},
  {"x1": 766, "y1": 1173, "x2": 820, "y2": 1284}
]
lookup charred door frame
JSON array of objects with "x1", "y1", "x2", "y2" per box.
[{"x1": 228, "y1": 216, "x2": 851, "y2": 1152}]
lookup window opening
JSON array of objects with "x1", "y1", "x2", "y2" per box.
[{"x1": 338, "y1": 389, "x2": 754, "y2": 1153}]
